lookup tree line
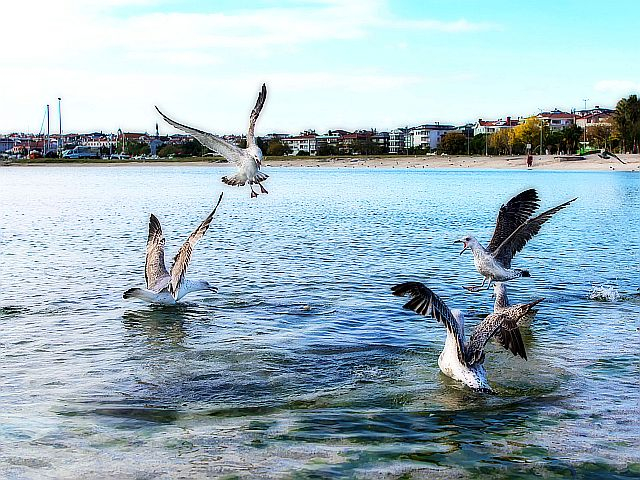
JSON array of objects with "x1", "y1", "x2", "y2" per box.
[{"x1": 440, "y1": 94, "x2": 640, "y2": 155}]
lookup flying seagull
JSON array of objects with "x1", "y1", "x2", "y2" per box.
[
  {"x1": 123, "y1": 193, "x2": 223, "y2": 304},
  {"x1": 392, "y1": 282, "x2": 541, "y2": 392},
  {"x1": 156, "y1": 84, "x2": 269, "y2": 198},
  {"x1": 455, "y1": 189, "x2": 576, "y2": 292}
]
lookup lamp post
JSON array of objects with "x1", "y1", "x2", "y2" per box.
[
  {"x1": 57, "y1": 97, "x2": 62, "y2": 156},
  {"x1": 117, "y1": 128, "x2": 123, "y2": 155}
]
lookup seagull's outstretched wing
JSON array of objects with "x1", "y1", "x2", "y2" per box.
[
  {"x1": 247, "y1": 83, "x2": 267, "y2": 147},
  {"x1": 392, "y1": 282, "x2": 466, "y2": 365},
  {"x1": 169, "y1": 193, "x2": 224, "y2": 299},
  {"x1": 465, "y1": 310, "x2": 525, "y2": 366},
  {"x1": 145, "y1": 214, "x2": 170, "y2": 292},
  {"x1": 491, "y1": 197, "x2": 577, "y2": 268},
  {"x1": 155, "y1": 106, "x2": 244, "y2": 165},
  {"x1": 487, "y1": 189, "x2": 540, "y2": 254}
]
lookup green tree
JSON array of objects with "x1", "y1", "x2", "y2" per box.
[
  {"x1": 613, "y1": 94, "x2": 640, "y2": 153},
  {"x1": 317, "y1": 144, "x2": 338, "y2": 156},
  {"x1": 266, "y1": 140, "x2": 289, "y2": 156},
  {"x1": 488, "y1": 129, "x2": 515, "y2": 155},
  {"x1": 561, "y1": 124, "x2": 583, "y2": 154},
  {"x1": 440, "y1": 132, "x2": 467, "y2": 154},
  {"x1": 587, "y1": 124, "x2": 613, "y2": 149},
  {"x1": 513, "y1": 117, "x2": 541, "y2": 152},
  {"x1": 125, "y1": 141, "x2": 150, "y2": 156}
]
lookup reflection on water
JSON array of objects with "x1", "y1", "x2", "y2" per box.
[{"x1": 1, "y1": 167, "x2": 639, "y2": 478}]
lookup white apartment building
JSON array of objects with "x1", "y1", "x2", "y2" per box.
[
  {"x1": 408, "y1": 124, "x2": 455, "y2": 150},
  {"x1": 282, "y1": 134, "x2": 317, "y2": 155}
]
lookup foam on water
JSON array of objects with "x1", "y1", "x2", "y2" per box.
[{"x1": 588, "y1": 284, "x2": 621, "y2": 302}]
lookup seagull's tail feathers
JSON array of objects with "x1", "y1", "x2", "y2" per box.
[
  {"x1": 221, "y1": 173, "x2": 247, "y2": 186},
  {"x1": 251, "y1": 171, "x2": 269, "y2": 184}
]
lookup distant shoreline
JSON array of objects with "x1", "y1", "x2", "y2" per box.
[{"x1": 3, "y1": 154, "x2": 639, "y2": 171}]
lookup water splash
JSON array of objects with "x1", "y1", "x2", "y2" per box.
[{"x1": 588, "y1": 285, "x2": 620, "y2": 302}]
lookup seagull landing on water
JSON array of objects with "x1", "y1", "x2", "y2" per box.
[
  {"x1": 455, "y1": 189, "x2": 576, "y2": 292},
  {"x1": 392, "y1": 282, "x2": 539, "y2": 392},
  {"x1": 156, "y1": 84, "x2": 269, "y2": 198},
  {"x1": 123, "y1": 193, "x2": 223, "y2": 304}
]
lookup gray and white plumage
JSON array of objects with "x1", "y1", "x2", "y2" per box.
[
  {"x1": 155, "y1": 84, "x2": 269, "y2": 198},
  {"x1": 123, "y1": 193, "x2": 223, "y2": 304},
  {"x1": 492, "y1": 282, "x2": 543, "y2": 352},
  {"x1": 392, "y1": 281, "x2": 535, "y2": 392},
  {"x1": 456, "y1": 189, "x2": 576, "y2": 291}
]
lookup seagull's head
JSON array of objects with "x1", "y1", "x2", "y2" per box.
[
  {"x1": 195, "y1": 280, "x2": 218, "y2": 293},
  {"x1": 491, "y1": 282, "x2": 506, "y2": 299},
  {"x1": 247, "y1": 144, "x2": 263, "y2": 167},
  {"x1": 454, "y1": 235, "x2": 477, "y2": 255}
]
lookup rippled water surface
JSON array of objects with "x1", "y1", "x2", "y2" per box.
[{"x1": 1, "y1": 166, "x2": 639, "y2": 478}]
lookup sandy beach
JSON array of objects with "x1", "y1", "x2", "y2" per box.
[
  {"x1": 4, "y1": 154, "x2": 639, "y2": 171},
  {"x1": 266, "y1": 153, "x2": 640, "y2": 172}
]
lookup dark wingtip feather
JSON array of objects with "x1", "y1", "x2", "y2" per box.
[
  {"x1": 391, "y1": 281, "x2": 423, "y2": 297},
  {"x1": 123, "y1": 288, "x2": 137, "y2": 299}
]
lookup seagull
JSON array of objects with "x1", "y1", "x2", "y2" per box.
[
  {"x1": 392, "y1": 281, "x2": 541, "y2": 392},
  {"x1": 491, "y1": 282, "x2": 543, "y2": 352},
  {"x1": 455, "y1": 189, "x2": 576, "y2": 292},
  {"x1": 156, "y1": 84, "x2": 269, "y2": 198},
  {"x1": 123, "y1": 193, "x2": 223, "y2": 304},
  {"x1": 492, "y1": 282, "x2": 542, "y2": 316}
]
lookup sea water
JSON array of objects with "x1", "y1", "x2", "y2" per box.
[{"x1": 1, "y1": 166, "x2": 639, "y2": 478}]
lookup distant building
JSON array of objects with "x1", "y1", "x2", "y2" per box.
[
  {"x1": 408, "y1": 124, "x2": 456, "y2": 150},
  {"x1": 282, "y1": 134, "x2": 317, "y2": 155},
  {"x1": 576, "y1": 112, "x2": 613, "y2": 129},
  {"x1": 339, "y1": 131, "x2": 372, "y2": 154},
  {"x1": 537, "y1": 110, "x2": 576, "y2": 130},
  {"x1": 0, "y1": 137, "x2": 14, "y2": 152},
  {"x1": 575, "y1": 106, "x2": 614, "y2": 118},
  {"x1": 389, "y1": 128, "x2": 409, "y2": 154},
  {"x1": 371, "y1": 131, "x2": 390, "y2": 151},
  {"x1": 316, "y1": 131, "x2": 341, "y2": 153},
  {"x1": 473, "y1": 117, "x2": 519, "y2": 136}
]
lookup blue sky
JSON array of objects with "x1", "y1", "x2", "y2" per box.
[{"x1": 1, "y1": 0, "x2": 639, "y2": 135}]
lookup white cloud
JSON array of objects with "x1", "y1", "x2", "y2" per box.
[
  {"x1": 0, "y1": 0, "x2": 498, "y2": 133},
  {"x1": 595, "y1": 80, "x2": 640, "y2": 96}
]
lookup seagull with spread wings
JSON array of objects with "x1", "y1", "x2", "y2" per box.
[
  {"x1": 455, "y1": 189, "x2": 576, "y2": 292},
  {"x1": 392, "y1": 282, "x2": 541, "y2": 392},
  {"x1": 123, "y1": 193, "x2": 223, "y2": 304},
  {"x1": 156, "y1": 84, "x2": 269, "y2": 198}
]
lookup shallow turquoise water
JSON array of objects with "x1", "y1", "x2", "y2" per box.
[{"x1": 1, "y1": 166, "x2": 639, "y2": 478}]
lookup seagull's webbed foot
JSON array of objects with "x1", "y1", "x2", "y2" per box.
[
  {"x1": 250, "y1": 186, "x2": 258, "y2": 198},
  {"x1": 258, "y1": 182, "x2": 268, "y2": 194},
  {"x1": 463, "y1": 277, "x2": 487, "y2": 292},
  {"x1": 463, "y1": 285, "x2": 484, "y2": 292}
]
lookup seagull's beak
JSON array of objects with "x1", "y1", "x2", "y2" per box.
[{"x1": 454, "y1": 239, "x2": 468, "y2": 255}]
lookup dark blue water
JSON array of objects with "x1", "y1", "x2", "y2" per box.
[{"x1": 1, "y1": 166, "x2": 639, "y2": 478}]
